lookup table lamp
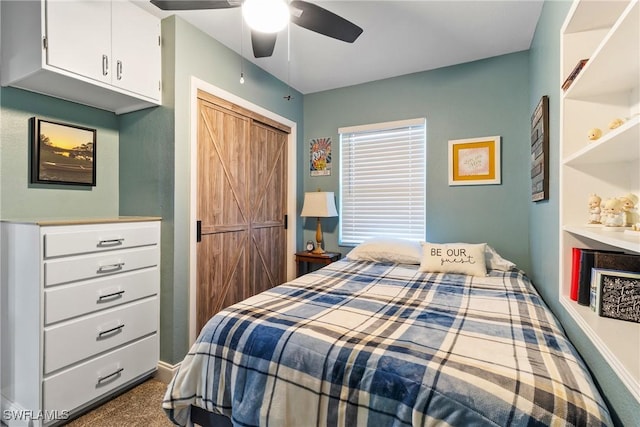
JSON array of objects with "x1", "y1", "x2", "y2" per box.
[{"x1": 300, "y1": 191, "x2": 338, "y2": 254}]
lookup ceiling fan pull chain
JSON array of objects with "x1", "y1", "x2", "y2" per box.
[{"x1": 284, "y1": 21, "x2": 294, "y2": 101}]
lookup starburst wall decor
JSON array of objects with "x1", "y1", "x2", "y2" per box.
[{"x1": 310, "y1": 137, "x2": 332, "y2": 176}]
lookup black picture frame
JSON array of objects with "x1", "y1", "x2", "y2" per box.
[
  {"x1": 593, "y1": 268, "x2": 640, "y2": 324},
  {"x1": 30, "y1": 117, "x2": 97, "y2": 186}
]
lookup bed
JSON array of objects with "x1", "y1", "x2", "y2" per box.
[{"x1": 163, "y1": 240, "x2": 612, "y2": 426}]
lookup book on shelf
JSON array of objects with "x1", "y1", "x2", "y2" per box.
[
  {"x1": 595, "y1": 252, "x2": 640, "y2": 272},
  {"x1": 570, "y1": 247, "x2": 582, "y2": 301},
  {"x1": 574, "y1": 248, "x2": 622, "y2": 306},
  {"x1": 589, "y1": 252, "x2": 640, "y2": 312},
  {"x1": 562, "y1": 59, "x2": 588, "y2": 91}
]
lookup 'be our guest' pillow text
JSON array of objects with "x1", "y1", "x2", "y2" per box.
[{"x1": 419, "y1": 243, "x2": 487, "y2": 276}]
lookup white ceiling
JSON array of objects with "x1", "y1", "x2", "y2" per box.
[{"x1": 136, "y1": 0, "x2": 544, "y2": 94}]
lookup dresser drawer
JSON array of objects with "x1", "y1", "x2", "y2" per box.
[
  {"x1": 43, "y1": 222, "x2": 159, "y2": 258},
  {"x1": 44, "y1": 267, "x2": 159, "y2": 325},
  {"x1": 43, "y1": 334, "x2": 158, "y2": 413},
  {"x1": 44, "y1": 245, "x2": 159, "y2": 287},
  {"x1": 44, "y1": 297, "x2": 158, "y2": 374}
]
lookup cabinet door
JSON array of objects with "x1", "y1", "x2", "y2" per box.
[
  {"x1": 45, "y1": 0, "x2": 111, "y2": 84},
  {"x1": 111, "y1": 1, "x2": 161, "y2": 100}
]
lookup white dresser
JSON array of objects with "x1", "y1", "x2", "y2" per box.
[{"x1": 0, "y1": 217, "x2": 161, "y2": 426}]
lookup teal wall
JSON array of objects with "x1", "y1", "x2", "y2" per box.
[
  {"x1": 0, "y1": 87, "x2": 119, "y2": 218},
  {"x1": 1, "y1": 3, "x2": 636, "y2": 424},
  {"x1": 528, "y1": 2, "x2": 638, "y2": 425},
  {"x1": 303, "y1": 52, "x2": 532, "y2": 273},
  {"x1": 119, "y1": 16, "x2": 304, "y2": 364}
]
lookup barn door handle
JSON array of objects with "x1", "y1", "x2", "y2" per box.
[{"x1": 196, "y1": 220, "x2": 202, "y2": 242}]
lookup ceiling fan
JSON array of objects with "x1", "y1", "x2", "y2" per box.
[{"x1": 150, "y1": 0, "x2": 364, "y2": 58}]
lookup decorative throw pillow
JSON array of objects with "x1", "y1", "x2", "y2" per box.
[
  {"x1": 346, "y1": 238, "x2": 422, "y2": 264},
  {"x1": 419, "y1": 242, "x2": 487, "y2": 276},
  {"x1": 485, "y1": 245, "x2": 516, "y2": 271}
]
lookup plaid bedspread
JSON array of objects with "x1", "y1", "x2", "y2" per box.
[{"x1": 163, "y1": 260, "x2": 612, "y2": 426}]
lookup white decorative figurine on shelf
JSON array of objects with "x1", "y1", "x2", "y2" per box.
[
  {"x1": 608, "y1": 118, "x2": 625, "y2": 129},
  {"x1": 587, "y1": 128, "x2": 602, "y2": 141},
  {"x1": 601, "y1": 197, "x2": 625, "y2": 228},
  {"x1": 618, "y1": 193, "x2": 639, "y2": 227},
  {"x1": 587, "y1": 193, "x2": 602, "y2": 224}
]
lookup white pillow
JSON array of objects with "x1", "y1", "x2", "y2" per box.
[
  {"x1": 485, "y1": 245, "x2": 516, "y2": 271},
  {"x1": 419, "y1": 242, "x2": 487, "y2": 276},
  {"x1": 346, "y1": 238, "x2": 422, "y2": 264}
]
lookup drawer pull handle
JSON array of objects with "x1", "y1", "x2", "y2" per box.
[
  {"x1": 97, "y1": 368, "x2": 124, "y2": 384},
  {"x1": 98, "y1": 238, "x2": 124, "y2": 247},
  {"x1": 98, "y1": 290, "x2": 125, "y2": 301},
  {"x1": 97, "y1": 263, "x2": 125, "y2": 273},
  {"x1": 97, "y1": 324, "x2": 125, "y2": 338}
]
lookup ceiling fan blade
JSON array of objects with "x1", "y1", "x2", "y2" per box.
[
  {"x1": 150, "y1": 0, "x2": 239, "y2": 10},
  {"x1": 290, "y1": 1, "x2": 363, "y2": 43},
  {"x1": 251, "y1": 31, "x2": 277, "y2": 58}
]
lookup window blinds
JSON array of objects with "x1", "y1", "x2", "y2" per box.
[{"x1": 339, "y1": 118, "x2": 426, "y2": 245}]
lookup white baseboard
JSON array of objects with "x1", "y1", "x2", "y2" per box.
[
  {"x1": 1, "y1": 397, "x2": 35, "y2": 427},
  {"x1": 154, "y1": 360, "x2": 180, "y2": 384}
]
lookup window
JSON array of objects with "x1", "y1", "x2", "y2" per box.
[{"x1": 339, "y1": 118, "x2": 426, "y2": 245}]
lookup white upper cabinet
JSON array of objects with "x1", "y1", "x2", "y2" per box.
[
  {"x1": 46, "y1": 1, "x2": 112, "y2": 85},
  {"x1": 111, "y1": 1, "x2": 162, "y2": 99},
  {"x1": 0, "y1": 0, "x2": 161, "y2": 114}
]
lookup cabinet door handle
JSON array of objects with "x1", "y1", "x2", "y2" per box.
[
  {"x1": 116, "y1": 60, "x2": 123, "y2": 80},
  {"x1": 98, "y1": 290, "x2": 125, "y2": 302},
  {"x1": 97, "y1": 262, "x2": 124, "y2": 273},
  {"x1": 97, "y1": 323, "x2": 125, "y2": 338},
  {"x1": 102, "y1": 54, "x2": 109, "y2": 76},
  {"x1": 97, "y1": 367, "x2": 124, "y2": 384},
  {"x1": 98, "y1": 238, "x2": 124, "y2": 247}
]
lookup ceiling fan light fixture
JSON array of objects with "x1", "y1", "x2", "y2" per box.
[{"x1": 242, "y1": 0, "x2": 289, "y2": 33}]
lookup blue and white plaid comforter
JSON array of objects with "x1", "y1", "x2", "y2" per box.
[{"x1": 163, "y1": 260, "x2": 612, "y2": 426}]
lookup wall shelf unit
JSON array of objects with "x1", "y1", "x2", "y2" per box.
[{"x1": 559, "y1": 0, "x2": 640, "y2": 402}]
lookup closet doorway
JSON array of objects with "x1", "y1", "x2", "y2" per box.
[{"x1": 196, "y1": 90, "x2": 291, "y2": 332}]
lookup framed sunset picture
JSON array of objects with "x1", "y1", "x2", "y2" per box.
[
  {"x1": 30, "y1": 117, "x2": 97, "y2": 186},
  {"x1": 448, "y1": 136, "x2": 501, "y2": 186}
]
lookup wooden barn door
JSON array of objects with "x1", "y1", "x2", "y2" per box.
[
  {"x1": 196, "y1": 92, "x2": 289, "y2": 332},
  {"x1": 250, "y1": 122, "x2": 287, "y2": 295}
]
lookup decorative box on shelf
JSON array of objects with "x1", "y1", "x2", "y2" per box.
[{"x1": 591, "y1": 268, "x2": 640, "y2": 323}]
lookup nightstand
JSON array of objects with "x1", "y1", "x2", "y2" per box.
[{"x1": 295, "y1": 251, "x2": 341, "y2": 277}]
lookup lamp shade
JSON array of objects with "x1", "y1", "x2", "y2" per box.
[{"x1": 300, "y1": 192, "x2": 338, "y2": 218}]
